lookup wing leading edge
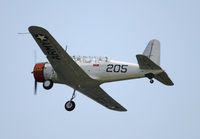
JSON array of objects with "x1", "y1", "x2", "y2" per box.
[{"x1": 28, "y1": 26, "x2": 127, "y2": 111}]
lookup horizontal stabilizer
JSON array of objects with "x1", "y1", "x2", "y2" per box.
[
  {"x1": 154, "y1": 71, "x2": 174, "y2": 86},
  {"x1": 136, "y1": 54, "x2": 161, "y2": 70}
]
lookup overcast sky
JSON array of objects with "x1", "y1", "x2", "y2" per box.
[{"x1": 0, "y1": 0, "x2": 200, "y2": 139}]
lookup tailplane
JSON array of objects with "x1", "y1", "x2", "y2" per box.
[
  {"x1": 154, "y1": 71, "x2": 174, "y2": 86},
  {"x1": 136, "y1": 40, "x2": 174, "y2": 86}
]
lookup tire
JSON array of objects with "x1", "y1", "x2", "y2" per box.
[
  {"x1": 43, "y1": 79, "x2": 53, "y2": 90},
  {"x1": 150, "y1": 79, "x2": 154, "y2": 84},
  {"x1": 65, "y1": 101, "x2": 75, "y2": 111}
]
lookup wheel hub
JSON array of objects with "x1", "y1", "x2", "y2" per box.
[
  {"x1": 66, "y1": 102, "x2": 72, "y2": 108},
  {"x1": 44, "y1": 80, "x2": 51, "y2": 87}
]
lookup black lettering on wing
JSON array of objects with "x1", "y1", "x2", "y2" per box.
[{"x1": 42, "y1": 42, "x2": 61, "y2": 60}]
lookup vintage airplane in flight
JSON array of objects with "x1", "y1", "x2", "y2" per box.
[{"x1": 29, "y1": 26, "x2": 174, "y2": 112}]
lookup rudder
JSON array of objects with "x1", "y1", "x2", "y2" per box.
[{"x1": 143, "y1": 39, "x2": 160, "y2": 66}]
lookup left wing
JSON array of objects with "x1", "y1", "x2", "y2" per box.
[
  {"x1": 78, "y1": 86, "x2": 127, "y2": 111},
  {"x1": 29, "y1": 26, "x2": 127, "y2": 111}
]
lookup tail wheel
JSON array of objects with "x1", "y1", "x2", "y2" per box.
[
  {"x1": 145, "y1": 73, "x2": 155, "y2": 84},
  {"x1": 43, "y1": 79, "x2": 53, "y2": 90},
  {"x1": 65, "y1": 101, "x2": 76, "y2": 111}
]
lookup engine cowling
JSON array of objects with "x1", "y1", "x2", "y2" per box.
[
  {"x1": 33, "y1": 63, "x2": 46, "y2": 82},
  {"x1": 33, "y1": 63, "x2": 58, "y2": 83}
]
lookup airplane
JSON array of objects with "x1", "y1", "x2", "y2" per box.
[{"x1": 28, "y1": 26, "x2": 174, "y2": 112}]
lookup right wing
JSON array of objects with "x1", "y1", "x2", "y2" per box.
[
  {"x1": 29, "y1": 26, "x2": 96, "y2": 87},
  {"x1": 78, "y1": 86, "x2": 127, "y2": 111}
]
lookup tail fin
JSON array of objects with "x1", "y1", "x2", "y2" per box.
[
  {"x1": 143, "y1": 39, "x2": 160, "y2": 66},
  {"x1": 136, "y1": 40, "x2": 174, "y2": 86}
]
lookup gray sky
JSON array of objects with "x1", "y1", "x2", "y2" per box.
[{"x1": 0, "y1": 0, "x2": 200, "y2": 138}]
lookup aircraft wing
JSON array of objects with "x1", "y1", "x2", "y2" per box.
[
  {"x1": 29, "y1": 26, "x2": 95, "y2": 86},
  {"x1": 29, "y1": 26, "x2": 126, "y2": 111},
  {"x1": 78, "y1": 86, "x2": 127, "y2": 111}
]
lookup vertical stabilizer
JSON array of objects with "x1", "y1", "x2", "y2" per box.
[{"x1": 143, "y1": 39, "x2": 160, "y2": 66}]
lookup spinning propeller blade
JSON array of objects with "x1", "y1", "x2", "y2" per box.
[
  {"x1": 34, "y1": 80, "x2": 37, "y2": 95},
  {"x1": 33, "y1": 50, "x2": 37, "y2": 95}
]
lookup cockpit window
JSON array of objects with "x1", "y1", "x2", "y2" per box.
[{"x1": 72, "y1": 56, "x2": 109, "y2": 63}]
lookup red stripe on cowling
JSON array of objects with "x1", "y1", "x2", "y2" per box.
[
  {"x1": 33, "y1": 63, "x2": 45, "y2": 82},
  {"x1": 93, "y1": 64, "x2": 99, "y2": 67}
]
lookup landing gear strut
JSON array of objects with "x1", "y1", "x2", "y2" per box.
[
  {"x1": 65, "y1": 89, "x2": 76, "y2": 111},
  {"x1": 145, "y1": 73, "x2": 154, "y2": 84}
]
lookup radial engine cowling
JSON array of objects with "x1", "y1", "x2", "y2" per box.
[
  {"x1": 33, "y1": 63, "x2": 58, "y2": 83},
  {"x1": 33, "y1": 63, "x2": 46, "y2": 82}
]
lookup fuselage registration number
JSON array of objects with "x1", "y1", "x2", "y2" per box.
[{"x1": 106, "y1": 64, "x2": 128, "y2": 73}]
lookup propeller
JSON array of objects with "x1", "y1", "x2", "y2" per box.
[
  {"x1": 33, "y1": 50, "x2": 37, "y2": 95},
  {"x1": 34, "y1": 80, "x2": 37, "y2": 95},
  {"x1": 18, "y1": 32, "x2": 37, "y2": 94}
]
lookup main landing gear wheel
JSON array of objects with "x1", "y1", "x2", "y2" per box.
[
  {"x1": 150, "y1": 79, "x2": 154, "y2": 84},
  {"x1": 65, "y1": 89, "x2": 76, "y2": 111},
  {"x1": 43, "y1": 79, "x2": 53, "y2": 90},
  {"x1": 65, "y1": 101, "x2": 75, "y2": 111}
]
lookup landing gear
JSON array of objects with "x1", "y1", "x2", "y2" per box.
[
  {"x1": 150, "y1": 79, "x2": 154, "y2": 84},
  {"x1": 65, "y1": 101, "x2": 75, "y2": 111},
  {"x1": 43, "y1": 79, "x2": 53, "y2": 90},
  {"x1": 145, "y1": 73, "x2": 154, "y2": 84},
  {"x1": 64, "y1": 89, "x2": 76, "y2": 111}
]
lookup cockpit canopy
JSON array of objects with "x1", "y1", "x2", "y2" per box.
[{"x1": 72, "y1": 56, "x2": 109, "y2": 63}]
